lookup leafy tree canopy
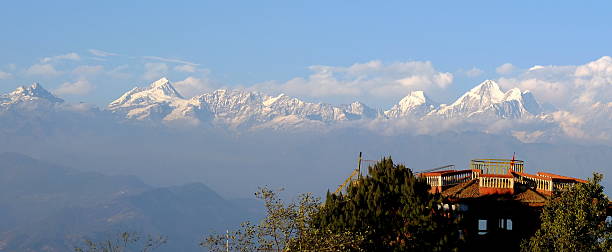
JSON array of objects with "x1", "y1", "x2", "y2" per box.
[
  {"x1": 521, "y1": 173, "x2": 612, "y2": 252},
  {"x1": 202, "y1": 187, "x2": 365, "y2": 252}
]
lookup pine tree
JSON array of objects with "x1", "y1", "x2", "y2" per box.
[{"x1": 312, "y1": 157, "x2": 460, "y2": 251}]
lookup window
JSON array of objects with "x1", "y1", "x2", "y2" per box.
[
  {"x1": 478, "y1": 219, "x2": 487, "y2": 235},
  {"x1": 498, "y1": 218, "x2": 513, "y2": 230}
]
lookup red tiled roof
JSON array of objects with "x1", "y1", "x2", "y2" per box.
[
  {"x1": 513, "y1": 188, "x2": 548, "y2": 205},
  {"x1": 420, "y1": 170, "x2": 459, "y2": 176},
  {"x1": 441, "y1": 180, "x2": 480, "y2": 199},
  {"x1": 421, "y1": 169, "x2": 481, "y2": 177},
  {"x1": 441, "y1": 179, "x2": 548, "y2": 205},
  {"x1": 512, "y1": 171, "x2": 551, "y2": 180},
  {"x1": 537, "y1": 172, "x2": 588, "y2": 183}
]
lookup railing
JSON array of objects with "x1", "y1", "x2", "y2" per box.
[
  {"x1": 422, "y1": 170, "x2": 474, "y2": 188},
  {"x1": 441, "y1": 170, "x2": 474, "y2": 186},
  {"x1": 513, "y1": 173, "x2": 552, "y2": 192},
  {"x1": 471, "y1": 159, "x2": 524, "y2": 174},
  {"x1": 479, "y1": 176, "x2": 514, "y2": 188},
  {"x1": 536, "y1": 172, "x2": 584, "y2": 193},
  {"x1": 425, "y1": 176, "x2": 442, "y2": 187}
]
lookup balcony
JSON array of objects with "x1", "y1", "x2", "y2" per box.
[{"x1": 470, "y1": 159, "x2": 524, "y2": 175}]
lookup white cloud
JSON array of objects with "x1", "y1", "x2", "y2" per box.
[
  {"x1": 465, "y1": 67, "x2": 484, "y2": 77},
  {"x1": 497, "y1": 77, "x2": 570, "y2": 106},
  {"x1": 143, "y1": 56, "x2": 198, "y2": 66},
  {"x1": 511, "y1": 130, "x2": 545, "y2": 143},
  {"x1": 494, "y1": 56, "x2": 612, "y2": 142},
  {"x1": 174, "y1": 76, "x2": 216, "y2": 97},
  {"x1": 108, "y1": 65, "x2": 131, "y2": 79},
  {"x1": 550, "y1": 110, "x2": 588, "y2": 139},
  {"x1": 88, "y1": 49, "x2": 119, "y2": 57},
  {"x1": 142, "y1": 62, "x2": 168, "y2": 80},
  {"x1": 0, "y1": 71, "x2": 11, "y2": 79},
  {"x1": 72, "y1": 65, "x2": 104, "y2": 76},
  {"x1": 253, "y1": 60, "x2": 453, "y2": 104},
  {"x1": 25, "y1": 64, "x2": 61, "y2": 77},
  {"x1": 54, "y1": 79, "x2": 95, "y2": 95},
  {"x1": 496, "y1": 63, "x2": 516, "y2": 75},
  {"x1": 573, "y1": 56, "x2": 612, "y2": 105},
  {"x1": 41, "y1": 52, "x2": 80, "y2": 63},
  {"x1": 174, "y1": 64, "x2": 210, "y2": 74},
  {"x1": 528, "y1": 65, "x2": 545, "y2": 71},
  {"x1": 174, "y1": 64, "x2": 201, "y2": 73},
  {"x1": 497, "y1": 56, "x2": 612, "y2": 109}
]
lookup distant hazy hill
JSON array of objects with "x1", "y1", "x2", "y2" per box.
[{"x1": 0, "y1": 153, "x2": 261, "y2": 252}]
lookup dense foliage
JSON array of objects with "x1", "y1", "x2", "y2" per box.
[
  {"x1": 521, "y1": 173, "x2": 612, "y2": 251},
  {"x1": 312, "y1": 157, "x2": 461, "y2": 251}
]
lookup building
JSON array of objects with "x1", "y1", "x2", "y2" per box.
[{"x1": 419, "y1": 158, "x2": 594, "y2": 251}]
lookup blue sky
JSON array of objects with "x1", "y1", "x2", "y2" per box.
[{"x1": 1, "y1": 1, "x2": 610, "y2": 107}]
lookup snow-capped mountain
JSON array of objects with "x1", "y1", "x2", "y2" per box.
[
  {"x1": 108, "y1": 77, "x2": 192, "y2": 121},
  {"x1": 108, "y1": 78, "x2": 378, "y2": 129},
  {"x1": 0, "y1": 83, "x2": 109, "y2": 135},
  {"x1": 341, "y1": 101, "x2": 379, "y2": 119},
  {"x1": 385, "y1": 91, "x2": 437, "y2": 118},
  {"x1": 1, "y1": 83, "x2": 63, "y2": 111},
  {"x1": 0, "y1": 83, "x2": 72, "y2": 126},
  {"x1": 429, "y1": 80, "x2": 542, "y2": 119},
  {"x1": 6, "y1": 83, "x2": 64, "y2": 103}
]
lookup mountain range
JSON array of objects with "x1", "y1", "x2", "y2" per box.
[
  {"x1": 1, "y1": 78, "x2": 609, "y2": 144},
  {"x1": 105, "y1": 78, "x2": 544, "y2": 126}
]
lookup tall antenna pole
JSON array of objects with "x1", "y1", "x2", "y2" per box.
[{"x1": 357, "y1": 152, "x2": 362, "y2": 179}]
